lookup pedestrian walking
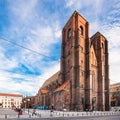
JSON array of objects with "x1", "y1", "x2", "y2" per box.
[{"x1": 32, "y1": 108, "x2": 36, "y2": 116}]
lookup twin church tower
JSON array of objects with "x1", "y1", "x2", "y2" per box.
[{"x1": 38, "y1": 11, "x2": 109, "y2": 111}]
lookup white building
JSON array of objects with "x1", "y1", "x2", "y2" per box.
[{"x1": 0, "y1": 93, "x2": 22, "y2": 108}]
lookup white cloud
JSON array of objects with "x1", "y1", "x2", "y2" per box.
[
  {"x1": 0, "y1": 0, "x2": 119, "y2": 96},
  {"x1": 55, "y1": 30, "x2": 61, "y2": 38},
  {"x1": 109, "y1": 50, "x2": 120, "y2": 84},
  {"x1": 90, "y1": 20, "x2": 100, "y2": 36},
  {"x1": 54, "y1": 21, "x2": 62, "y2": 38},
  {"x1": 0, "y1": 0, "x2": 61, "y2": 75},
  {"x1": 0, "y1": 13, "x2": 61, "y2": 95},
  {"x1": 0, "y1": 44, "x2": 18, "y2": 70},
  {"x1": 0, "y1": 60, "x2": 60, "y2": 96},
  {"x1": 65, "y1": 0, "x2": 75, "y2": 7},
  {"x1": 37, "y1": 60, "x2": 60, "y2": 87},
  {"x1": 8, "y1": 0, "x2": 38, "y2": 22},
  {"x1": 102, "y1": 26, "x2": 120, "y2": 48},
  {"x1": 65, "y1": 0, "x2": 104, "y2": 15}
]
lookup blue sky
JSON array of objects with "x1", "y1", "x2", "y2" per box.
[{"x1": 0, "y1": 0, "x2": 120, "y2": 96}]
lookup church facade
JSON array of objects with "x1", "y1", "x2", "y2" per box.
[{"x1": 37, "y1": 11, "x2": 110, "y2": 111}]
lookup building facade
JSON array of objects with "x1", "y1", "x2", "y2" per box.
[
  {"x1": 21, "y1": 96, "x2": 36, "y2": 109},
  {"x1": 37, "y1": 11, "x2": 109, "y2": 111},
  {"x1": 0, "y1": 93, "x2": 22, "y2": 108},
  {"x1": 110, "y1": 82, "x2": 120, "y2": 107}
]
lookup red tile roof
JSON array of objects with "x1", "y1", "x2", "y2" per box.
[
  {"x1": 0, "y1": 93, "x2": 22, "y2": 97},
  {"x1": 54, "y1": 81, "x2": 69, "y2": 92},
  {"x1": 40, "y1": 89, "x2": 49, "y2": 94}
]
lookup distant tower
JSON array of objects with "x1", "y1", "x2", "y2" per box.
[{"x1": 60, "y1": 11, "x2": 90, "y2": 110}]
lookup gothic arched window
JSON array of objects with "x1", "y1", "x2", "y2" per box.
[
  {"x1": 80, "y1": 26, "x2": 83, "y2": 35},
  {"x1": 68, "y1": 28, "x2": 72, "y2": 38},
  {"x1": 101, "y1": 43, "x2": 105, "y2": 50}
]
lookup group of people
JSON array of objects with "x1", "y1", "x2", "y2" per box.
[
  {"x1": 14, "y1": 108, "x2": 23, "y2": 115},
  {"x1": 32, "y1": 105, "x2": 54, "y2": 116}
]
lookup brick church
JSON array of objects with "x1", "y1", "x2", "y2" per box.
[{"x1": 37, "y1": 11, "x2": 110, "y2": 111}]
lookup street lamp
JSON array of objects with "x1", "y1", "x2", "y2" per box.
[
  {"x1": 27, "y1": 98, "x2": 30, "y2": 114},
  {"x1": 24, "y1": 100, "x2": 26, "y2": 110}
]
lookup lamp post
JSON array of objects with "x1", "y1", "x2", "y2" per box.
[
  {"x1": 24, "y1": 100, "x2": 26, "y2": 111},
  {"x1": 27, "y1": 98, "x2": 30, "y2": 114}
]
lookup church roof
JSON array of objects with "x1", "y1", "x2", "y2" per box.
[
  {"x1": 91, "y1": 31, "x2": 107, "y2": 40},
  {"x1": 63, "y1": 10, "x2": 88, "y2": 29},
  {"x1": 54, "y1": 80, "x2": 69, "y2": 92},
  {"x1": 41, "y1": 71, "x2": 60, "y2": 89},
  {"x1": 40, "y1": 89, "x2": 49, "y2": 94},
  {"x1": 110, "y1": 82, "x2": 120, "y2": 88}
]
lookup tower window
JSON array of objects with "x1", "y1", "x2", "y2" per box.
[
  {"x1": 79, "y1": 26, "x2": 83, "y2": 35},
  {"x1": 101, "y1": 42, "x2": 105, "y2": 52},
  {"x1": 68, "y1": 28, "x2": 72, "y2": 38},
  {"x1": 102, "y1": 43, "x2": 104, "y2": 48}
]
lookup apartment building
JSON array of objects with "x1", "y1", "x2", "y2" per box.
[{"x1": 0, "y1": 93, "x2": 22, "y2": 108}]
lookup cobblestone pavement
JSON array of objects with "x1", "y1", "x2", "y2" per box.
[
  {"x1": 1, "y1": 115, "x2": 120, "y2": 120},
  {"x1": 0, "y1": 108, "x2": 120, "y2": 120},
  {"x1": 0, "y1": 108, "x2": 30, "y2": 119}
]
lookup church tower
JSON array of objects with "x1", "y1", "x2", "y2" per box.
[
  {"x1": 60, "y1": 11, "x2": 90, "y2": 111},
  {"x1": 39, "y1": 11, "x2": 109, "y2": 111},
  {"x1": 90, "y1": 32, "x2": 109, "y2": 111}
]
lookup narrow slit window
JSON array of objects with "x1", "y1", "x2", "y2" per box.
[
  {"x1": 68, "y1": 28, "x2": 72, "y2": 38},
  {"x1": 80, "y1": 26, "x2": 83, "y2": 35}
]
